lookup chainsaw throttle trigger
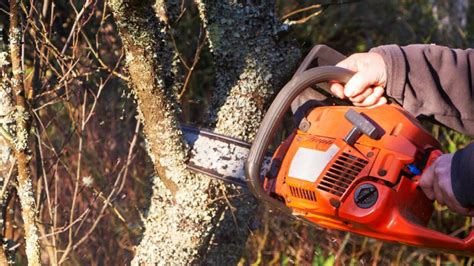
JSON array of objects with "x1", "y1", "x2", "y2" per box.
[
  {"x1": 413, "y1": 149, "x2": 443, "y2": 183},
  {"x1": 343, "y1": 109, "x2": 384, "y2": 145}
]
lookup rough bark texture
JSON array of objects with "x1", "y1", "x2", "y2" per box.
[
  {"x1": 197, "y1": 1, "x2": 300, "y2": 264},
  {"x1": 0, "y1": 29, "x2": 14, "y2": 266},
  {"x1": 9, "y1": 0, "x2": 41, "y2": 265},
  {"x1": 109, "y1": 1, "x2": 223, "y2": 264},
  {"x1": 109, "y1": 0, "x2": 300, "y2": 264}
]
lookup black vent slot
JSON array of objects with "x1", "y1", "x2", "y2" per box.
[
  {"x1": 289, "y1": 186, "x2": 317, "y2": 202},
  {"x1": 317, "y1": 152, "x2": 368, "y2": 197}
]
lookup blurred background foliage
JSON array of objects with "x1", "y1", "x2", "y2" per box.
[{"x1": 0, "y1": 0, "x2": 473, "y2": 264}]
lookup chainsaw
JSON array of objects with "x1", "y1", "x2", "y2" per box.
[{"x1": 183, "y1": 45, "x2": 474, "y2": 254}]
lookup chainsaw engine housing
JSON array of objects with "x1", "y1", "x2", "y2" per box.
[
  {"x1": 264, "y1": 104, "x2": 442, "y2": 243},
  {"x1": 247, "y1": 65, "x2": 474, "y2": 253}
]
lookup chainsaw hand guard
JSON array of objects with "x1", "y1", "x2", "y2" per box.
[{"x1": 245, "y1": 46, "x2": 474, "y2": 255}]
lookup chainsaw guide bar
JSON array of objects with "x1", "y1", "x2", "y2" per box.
[{"x1": 182, "y1": 124, "x2": 270, "y2": 187}]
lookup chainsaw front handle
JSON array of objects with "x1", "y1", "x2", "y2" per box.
[
  {"x1": 245, "y1": 66, "x2": 354, "y2": 215},
  {"x1": 293, "y1": 44, "x2": 346, "y2": 78}
]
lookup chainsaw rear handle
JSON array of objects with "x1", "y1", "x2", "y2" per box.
[{"x1": 245, "y1": 66, "x2": 354, "y2": 215}]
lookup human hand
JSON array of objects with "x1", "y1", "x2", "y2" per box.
[
  {"x1": 330, "y1": 52, "x2": 388, "y2": 107},
  {"x1": 419, "y1": 154, "x2": 474, "y2": 215}
]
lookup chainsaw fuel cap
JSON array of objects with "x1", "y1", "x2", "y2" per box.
[{"x1": 354, "y1": 183, "x2": 378, "y2": 209}]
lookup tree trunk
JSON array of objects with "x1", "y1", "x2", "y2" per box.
[
  {"x1": 108, "y1": 1, "x2": 225, "y2": 264},
  {"x1": 0, "y1": 26, "x2": 15, "y2": 266},
  {"x1": 9, "y1": 1, "x2": 41, "y2": 265},
  {"x1": 196, "y1": 1, "x2": 300, "y2": 264},
  {"x1": 109, "y1": 0, "x2": 300, "y2": 264}
]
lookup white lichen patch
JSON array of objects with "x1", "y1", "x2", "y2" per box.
[
  {"x1": 0, "y1": 144, "x2": 11, "y2": 165},
  {"x1": 0, "y1": 52, "x2": 8, "y2": 68},
  {"x1": 131, "y1": 170, "x2": 218, "y2": 265},
  {"x1": 12, "y1": 104, "x2": 30, "y2": 151},
  {"x1": 0, "y1": 89, "x2": 14, "y2": 118},
  {"x1": 14, "y1": 127, "x2": 27, "y2": 151},
  {"x1": 17, "y1": 178, "x2": 41, "y2": 266},
  {"x1": 82, "y1": 176, "x2": 94, "y2": 187},
  {"x1": 8, "y1": 27, "x2": 21, "y2": 46},
  {"x1": 14, "y1": 106, "x2": 28, "y2": 123}
]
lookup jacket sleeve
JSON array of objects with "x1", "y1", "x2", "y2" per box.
[
  {"x1": 451, "y1": 143, "x2": 474, "y2": 207},
  {"x1": 371, "y1": 44, "x2": 474, "y2": 207}
]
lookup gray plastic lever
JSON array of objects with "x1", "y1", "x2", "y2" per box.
[{"x1": 344, "y1": 109, "x2": 384, "y2": 145}]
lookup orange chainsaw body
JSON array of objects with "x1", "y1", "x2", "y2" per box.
[{"x1": 264, "y1": 104, "x2": 474, "y2": 252}]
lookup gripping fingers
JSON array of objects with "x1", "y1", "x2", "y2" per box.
[
  {"x1": 353, "y1": 96, "x2": 387, "y2": 108},
  {"x1": 419, "y1": 164, "x2": 435, "y2": 200},
  {"x1": 343, "y1": 71, "x2": 376, "y2": 98},
  {"x1": 349, "y1": 87, "x2": 373, "y2": 103},
  {"x1": 351, "y1": 86, "x2": 385, "y2": 107},
  {"x1": 329, "y1": 82, "x2": 345, "y2": 99},
  {"x1": 432, "y1": 179, "x2": 445, "y2": 206},
  {"x1": 372, "y1": 97, "x2": 387, "y2": 108},
  {"x1": 361, "y1": 86, "x2": 385, "y2": 106}
]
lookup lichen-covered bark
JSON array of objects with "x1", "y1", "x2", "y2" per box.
[
  {"x1": 110, "y1": 0, "x2": 300, "y2": 264},
  {"x1": 9, "y1": 0, "x2": 41, "y2": 265},
  {"x1": 108, "y1": 0, "x2": 225, "y2": 264},
  {"x1": 197, "y1": 1, "x2": 301, "y2": 264},
  {"x1": 198, "y1": 1, "x2": 300, "y2": 139},
  {"x1": 0, "y1": 32, "x2": 15, "y2": 266}
]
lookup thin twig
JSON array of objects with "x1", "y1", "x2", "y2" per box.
[
  {"x1": 0, "y1": 159, "x2": 15, "y2": 200},
  {"x1": 60, "y1": 0, "x2": 91, "y2": 55},
  {"x1": 59, "y1": 90, "x2": 88, "y2": 264},
  {"x1": 178, "y1": 27, "x2": 206, "y2": 100},
  {"x1": 281, "y1": 4, "x2": 321, "y2": 21}
]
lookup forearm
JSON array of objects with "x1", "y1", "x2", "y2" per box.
[
  {"x1": 372, "y1": 44, "x2": 474, "y2": 206},
  {"x1": 371, "y1": 44, "x2": 474, "y2": 136}
]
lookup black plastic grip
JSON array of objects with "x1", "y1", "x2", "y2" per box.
[
  {"x1": 293, "y1": 45, "x2": 346, "y2": 78},
  {"x1": 245, "y1": 66, "x2": 354, "y2": 215},
  {"x1": 290, "y1": 45, "x2": 348, "y2": 116}
]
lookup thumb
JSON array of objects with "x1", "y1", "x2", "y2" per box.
[
  {"x1": 419, "y1": 164, "x2": 436, "y2": 200},
  {"x1": 335, "y1": 57, "x2": 358, "y2": 72}
]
